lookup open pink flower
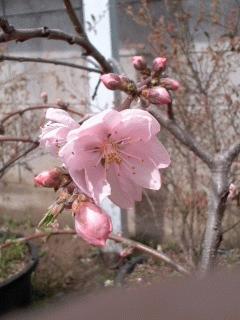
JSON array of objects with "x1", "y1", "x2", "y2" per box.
[
  {"x1": 39, "y1": 108, "x2": 79, "y2": 155},
  {"x1": 59, "y1": 109, "x2": 170, "y2": 208},
  {"x1": 74, "y1": 201, "x2": 112, "y2": 247}
]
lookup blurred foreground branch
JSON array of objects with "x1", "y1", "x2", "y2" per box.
[{"x1": 0, "y1": 229, "x2": 189, "y2": 276}]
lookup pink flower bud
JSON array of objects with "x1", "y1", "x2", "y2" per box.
[
  {"x1": 152, "y1": 57, "x2": 167, "y2": 72},
  {"x1": 34, "y1": 168, "x2": 62, "y2": 189},
  {"x1": 160, "y1": 78, "x2": 180, "y2": 91},
  {"x1": 101, "y1": 73, "x2": 122, "y2": 90},
  {"x1": 142, "y1": 86, "x2": 171, "y2": 105},
  {"x1": 40, "y1": 91, "x2": 48, "y2": 104},
  {"x1": 132, "y1": 56, "x2": 147, "y2": 71},
  {"x1": 74, "y1": 201, "x2": 112, "y2": 247}
]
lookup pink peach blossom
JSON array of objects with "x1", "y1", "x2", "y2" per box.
[
  {"x1": 59, "y1": 109, "x2": 170, "y2": 208},
  {"x1": 74, "y1": 201, "x2": 112, "y2": 247},
  {"x1": 39, "y1": 108, "x2": 79, "y2": 155}
]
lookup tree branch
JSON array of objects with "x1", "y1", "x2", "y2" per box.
[
  {"x1": 222, "y1": 218, "x2": 240, "y2": 234},
  {"x1": 148, "y1": 105, "x2": 213, "y2": 167},
  {"x1": 0, "y1": 17, "x2": 112, "y2": 73},
  {"x1": 110, "y1": 234, "x2": 189, "y2": 275},
  {"x1": 0, "y1": 54, "x2": 101, "y2": 73},
  {"x1": 0, "y1": 104, "x2": 84, "y2": 127},
  {"x1": 0, "y1": 143, "x2": 38, "y2": 178},
  {"x1": 63, "y1": 0, "x2": 87, "y2": 37},
  {"x1": 0, "y1": 229, "x2": 189, "y2": 276},
  {"x1": 222, "y1": 142, "x2": 240, "y2": 163},
  {"x1": 0, "y1": 136, "x2": 38, "y2": 144}
]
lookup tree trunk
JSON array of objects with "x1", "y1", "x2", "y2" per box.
[{"x1": 199, "y1": 162, "x2": 230, "y2": 274}]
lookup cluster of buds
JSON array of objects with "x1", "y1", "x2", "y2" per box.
[
  {"x1": 36, "y1": 168, "x2": 113, "y2": 247},
  {"x1": 138, "y1": 56, "x2": 179, "y2": 107},
  {"x1": 100, "y1": 55, "x2": 180, "y2": 109}
]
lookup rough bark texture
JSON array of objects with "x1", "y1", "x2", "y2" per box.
[{"x1": 199, "y1": 158, "x2": 231, "y2": 273}]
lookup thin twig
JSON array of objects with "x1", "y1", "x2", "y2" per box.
[
  {"x1": 0, "y1": 17, "x2": 112, "y2": 73},
  {"x1": 0, "y1": 136, "x2": 38, "y2": 144},
  {"x1": 63, "y1": 0, "x2": 87, "y2": 37},
  {"x1": 1, "y1": 104, "x2": 84, "y2": 126},
  {"x1": 109, "y1": 234, "x2": 189, "y2": 275},
  {"x1": 0, "y1": 54, "x2": 101, "y2": 73},
  {"x1": 0, "y1": 143, "x2": 38, "y2": 178},
  {"x1": 222, "y1": 142, "x2": 240, "y2": 163},
  {"x1": 91, "y1": 78, "x2": 101, "y2": 100},
  {"x1": 0, "y1": 229, "x2": 76, "y2": 250},
  {"x1": 148, "y1": 105, "x2": 213, "y2": 167},
  {"x1": 222, "y1": 218, "x2": 240, "y2": 234},
  {"x1": 117, "y1": 96, "x2": 135, "y2": 111},
  {"x1": 0, "y1": 229, "x2": 189, "y2": 275}
]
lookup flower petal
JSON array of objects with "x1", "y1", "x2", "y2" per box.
[
  {"x1": 107, "y1": 164, "x2": 142, "y2": 208},
  {"x1": 39, "y1": 125, "x2": 70, "y2": 155},
  {"x1": 46, "y1": 108, "x2": 79, "y2": 128},
  {"x1": 81, "y1": 109, "x2": 121, "y2": 132},
  {"x1": 118, "y1": 109, "x2": 160, "y2": 142},
  {"x1": 120, "y1": 145, "x2": 161, "y2": 190},
  {"x1": 85, "y1": 165, "x2": 111, "y2": 204},
  {"x1": 59, "y1": 134, "x2": 102, "y2": 170},
  {"x1": 68, "y1": 168, "x2": 91, "y2": 197},
  {"x1": 120, "y1": 137, "x2": 170, "y2": 169}
]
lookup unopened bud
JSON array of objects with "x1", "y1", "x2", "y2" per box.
[
  {"x1": 152, "y1": 57, "x2": 167, "y2": 72},
  {"x1": 56, "y1": 98, "x2": 66, "y2": 107},
  {"x1": 160, "y1": 78, "x2": 180, "y2": 91},
  {"x1": 119, "y1": 75, "x2": 136, "y2": 93},
  {"x1": 101, "y1": 73, "x2": 122, "y2": 90},
  {"x1": 40, "y1": 91, "x2": 48, "y2": 104},
  {"x1": 34, "y1": 168, "x2": 63, "y2": 189},
  {"x1": 142, "y1": 86, "x2": 171, "y2": 105},
  {"x1": 132, "y1": 56, "x2": 147, "y2": 71},
  {"x1": 74, "y1": 201, "x2": 112, "y2": 247}
]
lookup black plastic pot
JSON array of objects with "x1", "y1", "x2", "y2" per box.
[{"x1": 0, "y1": 237, "x2": 38, "y2": 315}]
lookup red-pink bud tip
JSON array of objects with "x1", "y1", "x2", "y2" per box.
[
  {"x1": 100, "y1": 73, "x2": 122, "y2": 90},
  {"x1": 34, "y1": 168, "x2": 62, "y2": 189},
  {"x1": 132, "y1": 56, "x2": 147, "y2": 71},
  {"x1": 152, "y1": 57, "x2": 167, "y2": 72},
  {"x1": 160, "y1": 78, "x2": 180, "y2": 91},
  {"x1": 142, "y1": 86, "x2": 171, "y2": 105}
]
